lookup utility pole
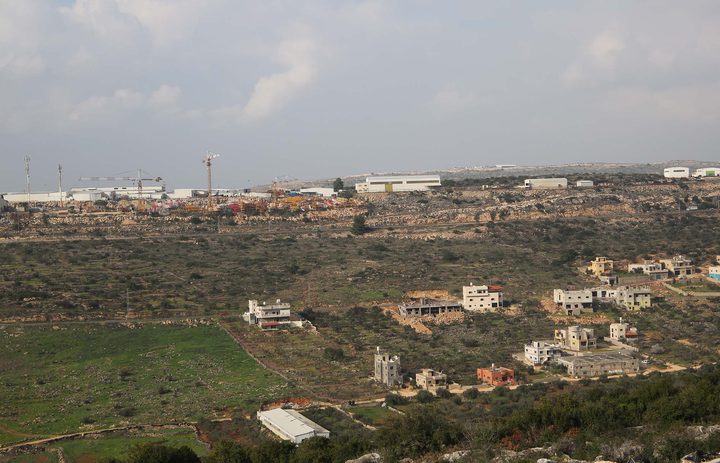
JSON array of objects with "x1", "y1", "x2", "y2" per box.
[
  {"x1": 24, "y1": 155, "x2": 31, "y2": 207},
  {"x1": 126, "y1": 288, "x2": 130, "y2": 320},
  {"x1": 202, "y1": 151, "x2": 220, "y2": 211},
  {"x1": 58, "y1": 164, "x2": 64, "y2": 207}
]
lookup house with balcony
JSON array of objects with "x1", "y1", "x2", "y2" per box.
[
  {"x1": 462, "y1": 283, "x2": 503, "y2": 312},
  {"x1": 659, "y1": 255, "x2": 695, "y2": 277},
  {"x1": 243, "y1": 299, "x2": 294, "y2": 330}
]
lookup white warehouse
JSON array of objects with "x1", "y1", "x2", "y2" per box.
[
  {"x1": 355, "y1": 175, "x2": 441, "y2": 193},
  {"x1": 257, "y1": 408, "x2": 330, "y2": 444},
  {"x1": 664, "y1": 167, "x2": 690, "y2": 179},
  {"x1": 524, "y1": 178, "x2": 568, "y2": 189}
]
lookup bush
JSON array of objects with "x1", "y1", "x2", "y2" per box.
[
  {"x1": 385, "y1": 393, "x2": 409, "y2": 406},
  {"x1": 463, "y1": 388, "x2": 480, "y2": 400},
  {"x1": 436, "y1": 388, "x2": 453, "y2": 399},
  {"x1": 416, "y1": 390, "x2": 435, "y2": 403}
]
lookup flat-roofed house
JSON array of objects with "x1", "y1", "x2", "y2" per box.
[{"x1": 463, "y1": 283, "x2": 503, "y2": 312}]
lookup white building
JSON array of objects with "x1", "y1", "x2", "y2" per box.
[
  {"x1": 354, "y1": 175, "x2": 441, "y2": 193},
  {"x1": 609, "y1": 319, "x2": 638, "y2": 341},
  {"x1": 462, "y1": 283, "x2": 503, "y2": 312},
  {"x1": 693, "y1": 167, "x2": 720, "y2": 178},
  {"x1": 243, "y1": 299, "x2": 300, "y2": 330},
  {"x1": 2, "y1": 192, "x2": 67, "y2": 203},
  {"x1": 0, "y1": 196, "x2": 8, "y2": 211},
  {"x1": 524, "y1": 341, "x2": 562, "y2": 365},
  {"x1": 664, "y1": 167, "x2": 690, "y2": 179},
  {"x1": 524, "y1": 178, "x2": 568, "y2": 189},
  {"x1": 70, "y1": 191, "x2": 106, "y2": 202},
  {"x1": 257, "y1": 408, "x2": 330, "y2": 444},
  {"x1": 69, "y1": 186, "x2": 165, "y2": 200},
  {"x1": 299, "y1": 187, "x2": 337, "y2": 197},
  {"x1": 553, "y1": 288, "x2": 593, "y2": 315},
  {"x1": 576, "y1": 180, "x2": 594, "y2": 187},
  {"x1": 590, "y1": 286, "x2": 652, "y2": 310}
]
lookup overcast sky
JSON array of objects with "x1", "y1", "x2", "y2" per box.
[{"x1": 2, "y1": 1, "x2": 720, "y2": 191}]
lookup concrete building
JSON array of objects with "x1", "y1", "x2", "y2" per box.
[
  {"x1": 693, "y1": 167, "x2": 720, "y2": 178},
  {"x1": 659, "y1": 255, "x2": 695, "y2": 277},
  {"x1": 415, "y1": 369, "x2": 448, "y2": 392},
  {"x1": 523, "y1": 178, "x2": 568, "y2": 189},
  {"x1": 524, "y1": 341, "x2": 563, "y2": 365},
  {"x1": 591, "y1": 286, "x2": 652, "y2": 310},
  {"x1": 555, "y1": 326, "x2": 597, "y2": 351},
  {"x1": 557, "y1": 352, "x2": 640, "y2": 378},
  {"x1": 399, "y1": 298, "x2": 462, "y2": 317},
  {"x1": 374, "y1": 347, "x2": 402, "y2": 387},
  {"x1": 299, "y1": 187, "x2": 337, "y2": 197},
  {"x1": 477, "y1": 365, "x2": 517, "y2": 386},
  {"x1": 0, "y1": 196, "x2": 8, "y2": 212},
  {"x1": 69, "y1": 186, "x2": 165, "y2": 200},
  {"x1": 553, "y1": 288, "x2": 593, "y2": 316},
  {"x1": 576, "y1": 180, "x2": 594, "y2": 187},
  {"x1": 354, "y1": 175, "x2": 442, "y2": 193},
  {"x1": 2, "y1": 192, "x2": 67, "y2": 203},
  {"x1": 257, "y1": 408, "x2": 330, "y2": 444},
  {"x1": 709, "y1": 266, "x2": 720, "y2": 281},
  {"x1": 664, "y1": 167, "x2": 691, "y2": 179},
  {"x1": 588, "y1": 257, "x2": 614, "y2": 276},
  {"x1": 69, "y1": 191, "x2": 106, "y2": 202},
  {"x1": 629, "y1": 261, "x2": 668, "y2": 280},
  {"x1": 609, "y1": 319, "x2": 639, "y2": 341},
  {"x1": 243, "y1": 299, "x2": 294, "y2": 330},
  {"x1": 462, "y1": 283, "x2": 503, "y2": 312},
  {"x1": 599, "y1": 273, "x2": 618, "y2": 286}
]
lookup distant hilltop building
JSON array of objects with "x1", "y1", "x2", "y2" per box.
[
  {"x1": 523, "y1": 178, "x2": 567, "y2": 189},
  {"x1": 664, "y1": 167, "x2": 690, "y2": 179},
  {"x1": 355, "y1": 175, "x2": 441, "y2": 193},
  {"x1": 463, "y1": 283, "x2": 503, "y2": 312}
]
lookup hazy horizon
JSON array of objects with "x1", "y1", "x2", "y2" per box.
[{"x1": 2, "y1": 1, "x2": 720, "y2": 191}]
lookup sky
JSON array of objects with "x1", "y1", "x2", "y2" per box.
[{"x1": 2, "y1": 0, "x2": 720, "y2": 192}]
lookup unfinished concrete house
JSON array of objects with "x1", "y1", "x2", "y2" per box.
[
  {"x1": 524, "y1": 341, "x2": 563, "y2": 365},
  {"x1": 629, "y1": 261, "x2": 668, "y2": 280},
  {"x1": 399, "y1": 298, "x2": 462, "y2": 317},
  {"x1": 374, "y1": 347, "x2": 402, "y2": 387},
  {"x1": 659, "y1": 255, "x2": 695, "y2": 277},
  {"x1": 588, "y1": 257, "x2": 614, "y2": 276},
  {"x1": 591, "y1": 286, "x2": 652, "y2": 310},
  {"x1": 553, "y1": 288, "x2": 593, "y2": 315},
  {"x1": 557, "y1": 352, "x2": 640, "y2": 378},
  {"x1": 462, "y1": 283, "x2": 503, "y2": 312},
  {"x1": 415, "y1": 369, "x2": 448, "y2": 392},
  {"x1": 609, "y1": 319, "x2": 639, "y2": 341},
  {"x1": 555, "y1": 326, "x2": 597, "y2": 351},
  {"x1": 477, "y1": 364, "x2": 517, "y2": 386}
]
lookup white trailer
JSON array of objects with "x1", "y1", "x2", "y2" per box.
[
  {"x1": 693, "y1": 167, "x2": 720, "y2": 178},
  {"x1": 664, "y1": 167, "x2": 690, "y2": 179},
  {"x1": 524, "y1": 178, "x2": 568, "y2": 189}
]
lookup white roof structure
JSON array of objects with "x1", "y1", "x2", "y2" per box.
[{"x1": 257, "y1": 408, "x2": 330, "y2": 444}]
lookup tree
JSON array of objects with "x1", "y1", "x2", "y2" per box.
[
  {"x1": 206, "y1": 441, "x2": 252, "y2": 463},
  {"x1": 333, "y1": 177, "x2": 344, "y2": 192},
  {"x1": 351, "y1": 215, "x2": 371, "y2": 235},
  {"x1": 127, "y1": 444, "x2": 200, "y2": 463}
]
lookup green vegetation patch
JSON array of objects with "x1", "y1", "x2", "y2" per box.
[{"x1": 0, "y1": 324, "x2": 290, "y2": 444}]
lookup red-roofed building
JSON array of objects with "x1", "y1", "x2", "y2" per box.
[{"x1": 477, "y1": 365, "x2": 516, "y2": 386}]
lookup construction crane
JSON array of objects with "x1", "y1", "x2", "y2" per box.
[
  {"x1": 202, "y1": 151, "x2": 219, "y2": 211},
  {"x1": 79, "y1": 169, "x2": 163, "y2": 212}
]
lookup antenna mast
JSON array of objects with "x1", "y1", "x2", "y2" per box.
[
  {"x1": 58, "y1": 164, "x2": 64, "y2": 207},
  {"x1": 24, "y1": 155, "x2": 31, "y2": 206},
  {"x1": 202, "y1": 151, "x2": 220, "y2": 211}
]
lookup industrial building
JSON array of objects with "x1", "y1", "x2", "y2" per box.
[
  {"x1": 659, "y1": 255, "x2": 695, "y2": 277},
  {"x1": 557, "y1": 352, "x2": 640, "y2": 378},
  {"x1": 588, "y1": 257, "x2": 614, "y2": 276},
  {"x1": 374, "y1": 347, "x2": 402, "y2": 387},
  {"x1": 256, "y1": 408, "x2": 330, "y2": 444},
  {"x1": 477, "y1": 365, "x2": 517, "y2": 386},
  {"x1": 243, "y1": 299, "x2": 299, "y2": 330},
  {"x1": 694, "y1": 167, "x2": 720, "y2": 178},
  {"x1": 354, "y1": 175, "x2": 442, "y2": 193},
  {"x1": 664, "y1": 167, "x2": 690, "y2": 179},
  {"x1": 462, "y1": 283, "x2": 503, "y2": 312},
  {"x1": 415, "y1": 369, "x2": 448, "y2": 392},
  {"x1": 554, "y1": 326, "x2": 597, "y2": 351},
  {"x1": 523, "y1": 178, "x2": 567, "y2": 189},
  {"x1": 553, "y1": 288, "x2": 594, "y2": 316},
  {"x1": 523, "y1": 341, "x2": 563, "y2": 365},
  {"x1": 398, "y1": 298, "x2": 462, "y2": 317},
  {"x1": 298, "y1": 187, "x2": 337, "y2": 197},
  {"x1": 2, "y1": 192, "x2": 67, "y2": 203}
]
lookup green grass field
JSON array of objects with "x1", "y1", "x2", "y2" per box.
[
  {"x1": 0, "y1": 324, "x2": 290, "y2": 445},
  {"x1": 347, "y1": 405, "x2": 394, "y2": 427}
]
